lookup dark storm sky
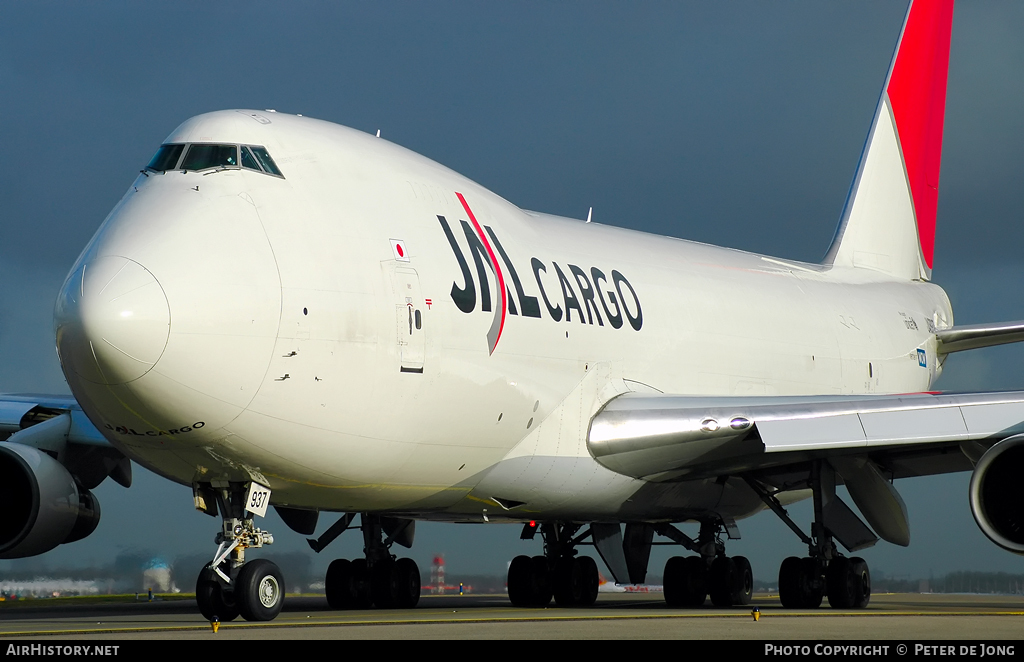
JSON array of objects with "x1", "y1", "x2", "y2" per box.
[{"x1": 2, "y1": 1, "x2": 1023, "y2": 582}]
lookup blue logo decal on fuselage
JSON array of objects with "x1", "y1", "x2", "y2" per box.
[{"x1": 917, "y1": 349, "x2": 927, "y2": 367}]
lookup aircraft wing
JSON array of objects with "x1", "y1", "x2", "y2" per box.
[
  {"x1": 588, "y1": 391, "x2": 1024, "y2": 483},
  {"x1": 0, "y1": 393, "x2": 130, "y2": 489},
  {"x1": 0, "y1": 393, "x2": 109, "y2": 444}
]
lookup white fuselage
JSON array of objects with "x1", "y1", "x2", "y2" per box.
[{"x1": 55, "y1": 111, "x2": 951, "y2": 524}]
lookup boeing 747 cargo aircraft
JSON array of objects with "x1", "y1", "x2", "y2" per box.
[{"x1": 3, "y1": 0, "x2": 1023, "y2": 621}]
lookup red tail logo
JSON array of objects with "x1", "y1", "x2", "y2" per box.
[{"x1": 887, "y1": 0, "x2": 955, "y2": 270}]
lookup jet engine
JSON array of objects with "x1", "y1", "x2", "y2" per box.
[
  {"x1": 0, "y1": 442, "x2": 101, "y2": 559},
  {"x1": 969, "y1": 433, "x2": 1024, "y2": 554}
]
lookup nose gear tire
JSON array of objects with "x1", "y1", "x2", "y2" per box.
[
  {"x1": 236, "y1": 559, "x2": 285, "y2": 621},
  {"x1": 195, "y1": 567, "x2": 239, "y2": 622}
]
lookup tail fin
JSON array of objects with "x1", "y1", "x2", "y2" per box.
[{"x1": 824, "y1": 0, "x2": 954, "y2": 281}]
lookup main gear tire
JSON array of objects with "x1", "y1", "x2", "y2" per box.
[
  {"x1": 371, "y1": 558, "x2": 397, "y2": 609},
  {"x1": 709, "y1": 556, "x2": 738, "y2": 607},
  {"x1": 850, "y1": 557, "x2": 871, "y2": 609},
  {"x1": 325, "y1": 558, "x2": 354, "y2": 609},
  {"x1": 528, "y1": 556, "x2": 552, "y2": 607},
  {"x1": 730, "y1": 555, "x2": 753, "y2": 606},
  {"x1": 799, "y1": 557, "x2": 824, "y2": 608},
  {"x1": 552, "y1": 556, "x2": 584, "y2": 607},
  {"x1": 350, "y1": 558, "x2": 373, "y2": 609},
  {"x1": 508, "y1": 555, "x2": 534, "y2": 607},
  {"x1": 826, "y1": 557, "x2": 855, "y2": 609},
  {"x1": 665, "y1": 556, "x2": 709, "y2": 607},
  {"x1": 393, "y1": 558, "x2": 421, "y2": 609},
  {"x1": 577, "y1": 556, "x2": 599, "y2": 607},
  {"x1": 778, "y1": 556, "x2": 803, "y2": 608}
]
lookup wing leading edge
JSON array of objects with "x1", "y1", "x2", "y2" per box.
[
  {"x1": 588, "y1": 390, "x2": 1024, "y2": 551},
  {"x1": 588, "y1": 391, "x2": 1024, "y2": 482},
  {"x1": 0, "y1": 393, "x2": 129, "y2": 489}
]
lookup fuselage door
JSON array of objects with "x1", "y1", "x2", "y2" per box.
[{"x1": 392, "y1": 267, "x2": 425, "y2": 373}]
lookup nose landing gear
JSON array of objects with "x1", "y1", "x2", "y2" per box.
[{"x1": 193, "y1": 482, "x2": 282, "y2": 622}]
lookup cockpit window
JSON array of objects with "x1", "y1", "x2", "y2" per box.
[
  {"x1": 143, "y1": 142, "x2": 283, "y2": 178},
  {"x1": 180, "y1": 144, "x2": 238, "y2": 171},
  {"x1": 147, "y1": 144, "x2": 184, "y2": 172},
  {"x1": 240, "y1": 145, "x2": 261, "y2": 171},
  {"x1": 249, "y1": 146, "x2": 283, "y2": 176}
]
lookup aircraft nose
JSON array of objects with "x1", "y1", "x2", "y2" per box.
[{"x1": 55, "y1": 256, "x2": 170, "y2": 386}]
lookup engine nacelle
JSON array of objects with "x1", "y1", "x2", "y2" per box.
[
  {"x1": 969, "y1": 434, "x2": 1024, "y2": 554},
  {"x1": 0, "y1": 442, "x2": 101, "y2": 558}
]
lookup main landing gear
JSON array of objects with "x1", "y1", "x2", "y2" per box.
[
  {"x1": 658, "y1": 520, "x2": 753, "y2": 608},
  {"x1": 746, "y1": 461, "x2": 873, "y2": 609},
  {"x1": 318, "y1": 514, "x2": 421, "y2": 609},
  {"x1": 507, "y1": 522, "x2": 599, "y2": 607},
  {"x1": 194, "y1": 482, "x2": 283, "y2": 622},
  {"x1": 778, "y1": 555, "x2": 870, "y2": 609},
  {"x1": 506, "y1": 519, "x2": 752, "y2": 609}
]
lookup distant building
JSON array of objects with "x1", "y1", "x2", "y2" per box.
[{"x1": 142, "y1": 558, "x2": 174, "y2": 593}]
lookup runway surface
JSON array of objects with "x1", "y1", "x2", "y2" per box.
[{"x1": 1, "y1": 592, "x2": 1022, "y2": 639}]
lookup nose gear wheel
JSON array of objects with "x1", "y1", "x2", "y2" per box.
[{"x1": 193, "y1": 482, "x2": 282, "y2": 622}]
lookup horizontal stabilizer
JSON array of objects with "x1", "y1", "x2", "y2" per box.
[{"x1": 936, "y1": 321, "x2": 1024, "y2": 354}]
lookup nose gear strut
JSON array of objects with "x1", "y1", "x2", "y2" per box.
[{"x1": 194, "y1": 481, "x2": 284, "y2": 622}]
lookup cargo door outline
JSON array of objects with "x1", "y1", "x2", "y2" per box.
[{"x1": 393, "y1": 267, "x2": 425, "y2": 373}]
